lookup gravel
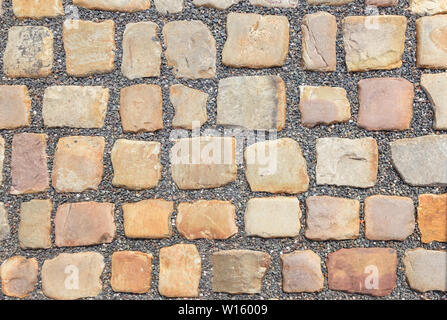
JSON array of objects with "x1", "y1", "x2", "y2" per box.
[{"x1": 0, "y1": 0, "x2": 446, "y2": 300}]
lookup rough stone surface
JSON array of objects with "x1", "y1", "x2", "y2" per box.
[
  {"x1": 417, "y1": 15, "x2": 447, "y2": 69},
  {"x1": 411, "y1": 0, "x2": 447, "y2": 15},
  {"x1": 0, "y1": 138, "x2": 3, "y2": 187},
  {"x1": 18, "y1": 199, "x2": 52, "y2": 249},
  {"x1": 54, "y1": 202, "x2": 115, "y2": 247},
  {"x1": 0, "y1": 85, "x2": 31, "y2": 129},
  {"x1": 417, "y1": 193, "x2": 447, "y2": 243},
  {"x1": 193, "y1": 0, "x2": 240, "y2": 9},
  {"x1": 111, "y1": 139, "x2": 161, "y2": 190},
  {"x1": 13, "y1": 0, "x2": 64, "y2": 18},
  {"x1": 52, "y1": 136, "x2": 105, "y2": 193},
  {"x1": 217, "y1": 76, "x2": 286, "y2": 130},
  {"x1": 111, "y1": 251, "x2": 153, "y2": 294},
  {"x1": 154, "y1": 0, "x2": 184, "y2": 14},
  {"x1": 245, "y1": 197, "x2": 301, "y2": 238},
  {"x1": 421, "y1": 73, "x2": 447, "y2": 130},
  {"x1": 249, "y1": 0, "x2": 299, "y2": 7},
  {"x1": 390, "y1": 135, "x2": 447, "y2": 186},
  {"x1": 73, "y1": 0, "x2": 150, "y2": 11},
  {"x1": 222, "y1": 13, "x2": 289, "y2": 68},
  {"x1": 343, "y1": 16, "x2": 407, "y2": 71},
  {"x1": 245, "y1": 138, "x2": 309, "y2": 194},
  {"x1": 159, "y1": 244, "x2": 201, "y2": 297},
  {"x1": 10, "y1": 133, "x2": 49, "y2": 194},
  {"x1": 120, "y1": 84, "x2": 163, "y2": 133},
  {"x1": 122, "y1": 22, "x2": 161, "y2": 80},
  {"x1": 176, "y1": 200, "x2": 237, "y2": 240},
  {"x1": 366, "y1": 0, "x2": 397, "y2": 5},
  {"x1": 123, "y1": 199, "x2": 174, "y2": 239},
  {"x1": 42, "y1": 252, "x2": 104, "y2": 300},
  {"x1": 316, "y1": 137, "x2": 378, "y2": 188},
  {"x1": 365, "y1": 195, "x2": 415, "y2": 241},
  {"x1": 43, "y1": 86, "x2": 109, "y2": 128},
  {"x1": 302, "y1": 12, "x2": 336, "y2": 71},
  {"x1": 305, "y1": 196, "x2": 360, "y2": 240},
  {"x1": 281, "y1": 250, "x2": 324, "y2": 293},
  {"x1": 327, "y1": 248, "x2": 398, "y2": 296},
  {"x1": 357, "y1": 78, "x2": 414, "y2": 131},
  {"x1": 170, "y1": 84, "x2": 208, "y2": 130},
  {"x1": 0, "y1": 257, "x2": 38, "y2": 298},
  {"x1": 0, "y1": 203, "x2": 9, "y2": 241},
  {"x1": 212, "y1": 250, "x2": 271, "y2": 294},
  {"x1": 63, "y1": 20, "x2": 115, "y2": 76},
  {"x1": 163, "y1": 21, "x2": 216, "y2": 79},
  {"x1": 307, "y1": 0, "x2": 353, "y2": 4},
  {"x1": 298, "y1": 86, "x2": 351, "y2": 128},
  {"x1": 403, "y1": 248, "x2": 447, "y2": 292},
  {"x1": 4, "y1": 26, "x2": 53, "y2": 78},
  {"x1": 171, "y1": 137, "x2": 237, "y2": 189}
]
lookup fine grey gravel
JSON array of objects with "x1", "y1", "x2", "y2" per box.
[{"x1": 0, "y1": 0, "x2": 446, "y2": 300}]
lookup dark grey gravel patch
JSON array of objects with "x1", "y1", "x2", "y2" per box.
[{"x1": 0, "y1": 0, "x2": 446, "y2": 300}]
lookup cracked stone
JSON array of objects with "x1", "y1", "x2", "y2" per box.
[
  {"x1": 73, "y1": 0, "x2": 150, "y2": 11},
  {"x1": 159, "y1": 244, "x2": 201, "y2": 297},
  {"x1": 123, "y1": 199, "x2": 174, "y2": 239},
  {"x1": 0, "y1": 203, "x2": 10, "y2": 241},
  {"x1": 212, "y1": 250, "x2": 271, "y2": 294},
  {"x1": 222, "y1": 13, "x2": 289, "y2": 68},
  {"x1": 417, "y1": 193, "x2": 447, "y2": 243},
  {"x1": 177, "y1": 200, "x2": 237, "y2": 240},
  {"x1": 343, "y1": 15, "x2": 407, "y2": 71},
  {"x1": 417, "y1": 15, "x2": 447, "y2": 68},
  {"x1": 13, "y1": 0, "x2": 63, "y2": 18},
  {"x1": 111, "y1": 251, "x2": 153, "y2": 294},
  {"x1": 10, "y1": 133, "x2": 49, "y2": 194},
  {"x1": 42, "y1": 252, "x2": 104, "y2": 300},
  {"x1": 171, "y1": 84, "x2": 208, "y2": 130},
  {"x1": 316, "y1": 137, "x2": 378, "y2": 188},
  {"x1": 154, "y1": 0, "x2": 184, "y2": 14},
  {"x1": 245, "y1": 138, "x2": 309, "y2": 194},
  {"x1": 63, "y1": 19, "x2": 115, "y2": 76},
  {"x1": 111, "y1": 139, "x2": 161, "y2": 190},
  {"x1": 163, "y1": 20, "x2": 216, "y2": 79},
  {"x1": 302, "y1": 11, "x2": 336, "y2": 71},
  {"x1": 245, "y1": 197, "x2": 301, "y2": 238},
  {"x1": 421, "y1": 73, "x2": 447, "y2": 130},
  {"x1": 390, "y1": 135, "x2": 447, "y2": 186},
  {"x1": 122, "y1": 22, "x2": 161, "y2": 79},
  {"x1": 411, "y1": 0, "x2": 447, "y2": 15},
  {"x1": 217, "y1": 75, "x2": 286, "y2": 130},
  {"x1": 1, "y1": 256, "x2": 38, "y2": 298},
  {"x1": 193, "y1": 0, "x2": 240, "y2": 9},
  {"x1": 43, "y1": 86, "x2": 109, "y2": 128},
  {"x1": 299, "y1": 86, "x2": 350, "y2": 128},
  {"x1": 18, "y1": 199, "x2": 52, "y2": 249},
  {"x1": 0, "y1": 86, "x2": 31, "y2": 129},
  {"x1": 3, "y1": 26, "x2": 53, "y2": 78}
]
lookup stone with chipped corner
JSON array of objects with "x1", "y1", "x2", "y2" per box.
[
  {"x1": 222, "y1": 13, "x2": 289, "y2": 68},
  {"x1": 123, "y1": 199, "x2": 174, "y2": 239},
  {"x1": 343, "y1": 16, "x2": 407, "y2": 71},
  {"x1": 13, "y1": 0, "x2": 64, "y2": 18},
  {"x1": 193, "y1": 0, "x2": 240, "y2": 9},
  {"x1": 159, "y1": 244, "x2": 201, "y2": 297},
  {"x1": 111, "y1": 139, "x2": 161, "y2": 190},
  {"x1": 43, "y1": 86, "x2": 109, "y2": 128},
  {"x1": 42, "y1": 252, "x2": 104, "y2": 300},
  {"x1": 111, "y1": 251, "x2": 153, "y2": 294},
  {"x1": 1, "y1": 256, "x2": 38, "y2": 298},
  {"x1": 154, "y1": 0, "x2": 183, "y2": 14},
  {"x1": 217, "y1": 75, "x2": 286, "y2": 130},
  {"x1": 63, "y1": 19, "x2": 115, "y2": 76},
  {"x1": 171, "y1": 137, "x2": 237, "y2": 189},
  {"x1": 390, "y1": 135, "x2": 447, "y2": 186},
  {"x1": 245, "y1": 197, "x2": 301, "y2": 238},
  {"x1": 244, "y1": 138, "x2": 309, "y2": 194},
  {"x1": 19, "y1": 199, "x2": 52, "y2": 249},
  {"x1": 163, "y1": 21, "x2": 216, "y2": 79},
  {"x1": 171, "y1": 84, "x2": 208, "y2": 130},
  {"x1": 411, "y1": 0, "x2": 447, "y2": 15},
  {"x1": 52, "y1": 136, "x2": 105, "y2": 193},
  {"x1": 3, "y1": 26, "x2": 53, "y2": 78},
  {"x1": 316, "y1": 137, "x2": 378, "y2": 188},
  {"x1": 122, "y1": 22, "x2": 161, "y2": 79},
  {"x1": 302, "y1": 12, "x2": 336, "y2": 71},
  {"x1": 177, "y1": 200, "x2": 237, "y2": 240},
  {"x1": 299, "y1": 86, "x2": 350, "y2": 127},
  {"x1": 417, "y1": 193, "x2": 447, "y2": 243},
  {"x1": 10, "y1": 133, "x2": 49, "y2": 194},
  {"x1": 417, "y1": 15, "x2": 447, "y2": 69},
  {"x1": 421, "y1": 73, "x2": 447, "y2": 130},
  {"x1": 0, "y1": 203, "x2": 9, "y2": 241},
  {"x1": 212, "y1": 250, "x2": 271, "y2": 294},
  {"x1": 73, "y1": 0, "x2": 150, "y2": 11},
  {"x1": 0, "y1": 86, "x2": 31, "y2": 129}
]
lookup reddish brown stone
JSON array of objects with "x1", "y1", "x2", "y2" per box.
[
  {"x1": 357, "y1": 78, "x2": 414, "y2": 131},
  {"x1": 327, "y1": 248, "x2": 397, "y2": 296},
  {"x1": 0, "y1": 256, "x2": 38, "y2": 298},
  {"x1": 10, "y1": 133, "x2": 49, "y2": 194},
  {"x1": 417, "y1": 194, "x2": 447, "y2": 243},
  {"x1": 111, "y1": 251, "x2": 153, "y2": 294},
  {"x1": 54, "y1": 201, "x2": 115, "y2": 247}
]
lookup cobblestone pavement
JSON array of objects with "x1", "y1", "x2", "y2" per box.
[{"x1": 0, "y1": 0, "x2": 446, "y2": 300}]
